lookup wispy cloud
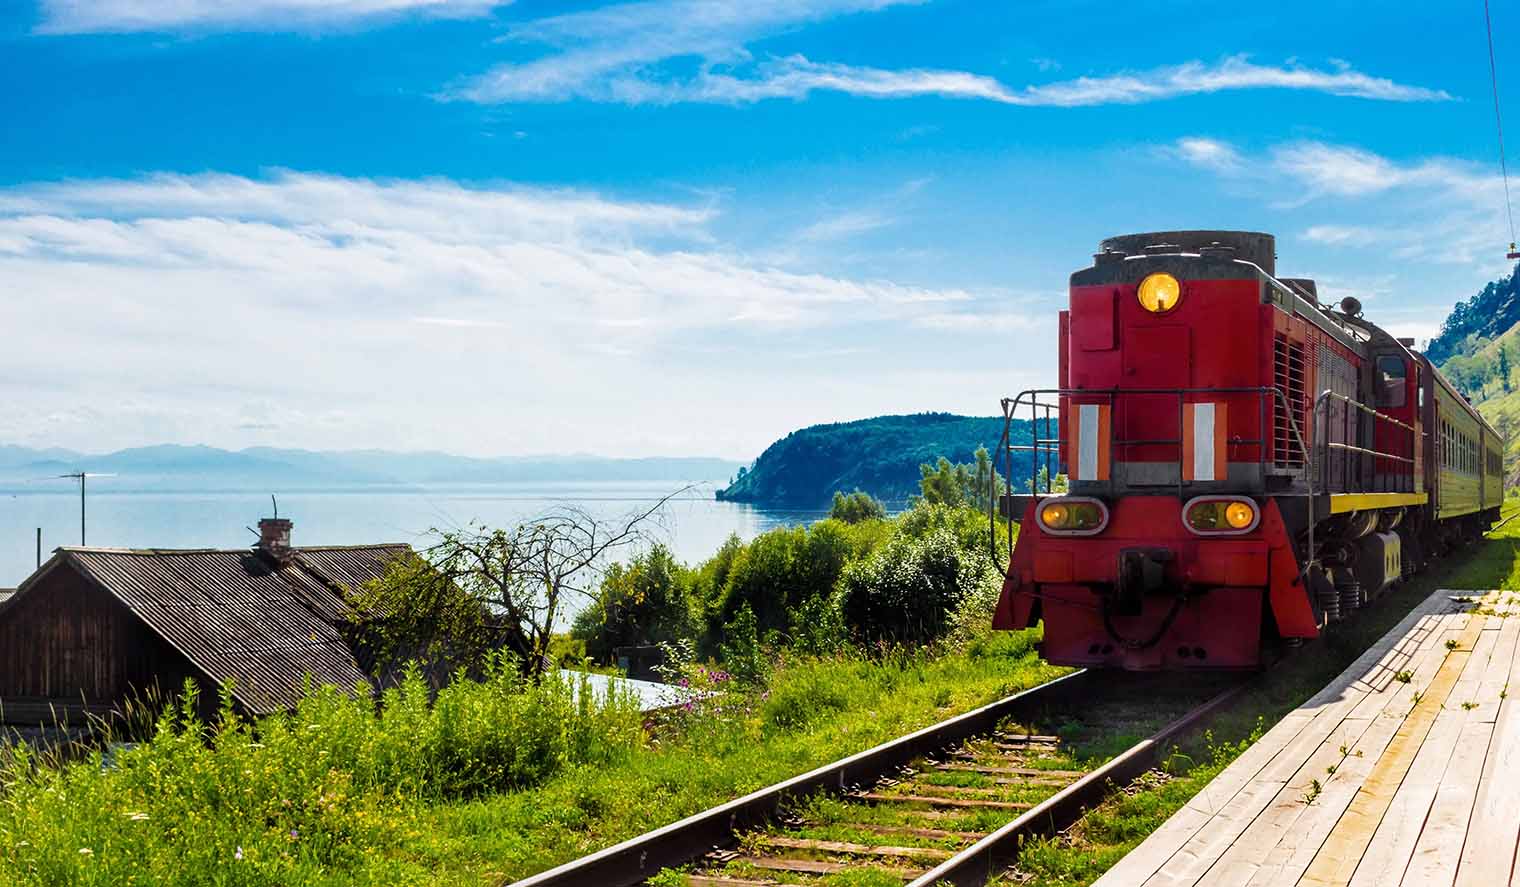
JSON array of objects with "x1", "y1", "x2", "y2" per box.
[
  {"x1": 36, "y1": 0, "x2": 508, "y2": 33},
  {"x1": 457, "y1": 3, "x2": 1451, "y2": 113},
  {"x1": 452, "y1": 0, "x2": 920, "y2": 102},
  {"x1": 1168, "y1": 137, "x2": 1244, "y2": 173},
  {"x1": 0, "y1": 171, "x2": 995, "y2": 454},
  {"x1": 794, "y1": 208, "x2": 895, "y2": 243},
  {"x1": 1171, "y1": 136, "x2": 1510, "y2": 268}
]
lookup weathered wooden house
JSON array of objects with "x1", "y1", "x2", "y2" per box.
[{"x1": 0, "y1": 518, "x2": 408, "y2": 724}]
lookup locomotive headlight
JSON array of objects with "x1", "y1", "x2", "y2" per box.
[
  {"x1": 1183, "y1": 497, "x2": 1259, "y2": 535},
  {"x1": 1036, "y1": 497, "x2": 1109, "y2": 536},
  {"x1": 1137, "y1": 273, "x2": 1182, "y2": 313},
  {"x1": 1224, "y1": 502, "x2": 1255, "y2": 529}
]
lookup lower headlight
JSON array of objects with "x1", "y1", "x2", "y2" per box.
[
  {"x1": 1037, "y1": 497, "x2": 1110, "y2": 536},
  {"x1": 1183, "y1": 497, "x2": 1259, "y2": 535}
]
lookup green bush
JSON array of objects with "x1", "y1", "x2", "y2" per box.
[
  {"x1": 829, "y1": 490, "x2": 887, "y2": 523},
  {"x1": 838, "y1": 528, "x2": 991, "y2": 645},
  {"x1": 572, "y1": 544, "x2": 694, "y2": 663}
]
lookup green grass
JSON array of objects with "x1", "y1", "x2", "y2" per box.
[
  {"x1": 1003, "y1": 503, "x2": 1520, "y2": 886},
  {"x1": 0, "y1": 630, "x2": 1063, "y2": 886}
]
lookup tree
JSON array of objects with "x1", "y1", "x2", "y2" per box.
[
  {"x1": 1500, "y1": 343, "x2": 1513, "y2": 393},
  {"x1": 829, "y1": 490, "x2": 887, "y2": 523},
  {"x1": 357, "y1": 490, "x2": 686, "y2": 679},
  {"x1": 347, "y1": 550, "x2": 503, "y2": 689},
  {"x1": 571, "y1": 544, "x2": 693, "y2": 662},
  {"x1": 917, "y1": 446, "x2": 1007, "y2": 510}
]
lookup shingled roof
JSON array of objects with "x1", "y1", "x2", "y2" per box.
[{"x1": 6, "y1": 543, "x2": 409, "y2": 714}]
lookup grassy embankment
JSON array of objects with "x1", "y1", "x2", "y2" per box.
[
  {"x1": 1006, "y1": 502, "x2": 1520, "y2": 886},
  {"x1": 0, "y1": 631, "x2": 1063, "y2": 885}
]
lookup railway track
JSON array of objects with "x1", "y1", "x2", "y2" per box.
[{"x1": 511, "y1": 670, "x2": 1247, "y2": 887}]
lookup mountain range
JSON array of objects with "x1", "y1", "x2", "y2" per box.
[{"x1": 0, "y1": 444, "x2": 745, "y2": 492}]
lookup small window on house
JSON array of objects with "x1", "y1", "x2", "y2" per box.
[{"x1": 1377, "y1": 356, "x2": 1407, "y2": 408}]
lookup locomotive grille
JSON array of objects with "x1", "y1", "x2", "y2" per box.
[{"x1": 1273, "y1": 334, "x2": 1307, "y2": 467}]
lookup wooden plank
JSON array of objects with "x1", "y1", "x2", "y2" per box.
[
  {"x1": 848, "y1": 823, "x2": 985, "y2": 842},
  {"x1": 853, "y1": 792, "x2": 1032, "y2": 811},
  {"x1": 1250, "y1": 609, "x2": 1489, "y2": 887},
  {"x1": 1270, "y1": 622, "x2": 1495, "y2": 887},
  {"x1": 741, "y1": 856, "x2": 925, "y2": 878},
  {"x1": 936, "y1": 762, "x2": 1083, "y2": 779},
  {"x1": 1468, "y1": 615, "x2": 1519, "y2": 723},
  {"x1": 1345, "y1": 702, "x2": 1468, "y2": 886},
  {"x1": 687, "y1": 877, "x2": 777, "y2": 887},
  {"x1": 1455, "y1": 623, "x2": 1520, "y2": 886},
  {"x1": 1174, "y1": 608, "x2": 1469, "y2": 887},
  {"x1": 1401, "y1": 719, "x2": 1494, "y2": 886},
  {"x1": 750, "y1": 835, "x2": 954, "y2": 861},
  {"x1": 1097, "y1": 589, "x2": 1461, "y2": 887},
  {"x1": 1299, "y1": 600, "x2": 1492, "y2": 886},
  {"x1": 908, "y1": 782, "x2": 1039, "y2": 798}
]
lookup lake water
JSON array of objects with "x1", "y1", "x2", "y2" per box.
[{"x1": 0, "y1": 482, "x2": 830, "y2": 589}]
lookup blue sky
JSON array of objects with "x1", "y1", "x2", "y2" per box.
[{"x1": 1, "y1": 0, "x2": 1517, "y2": 459}]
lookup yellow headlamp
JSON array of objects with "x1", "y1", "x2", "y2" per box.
[{"x1": 1137, "y1": 273, "x2": 1182, "y2": 313}]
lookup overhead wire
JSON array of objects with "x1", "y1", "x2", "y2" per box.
[{"x1": 1484, "y1": 0, "x2": 1518, "y2": 247}]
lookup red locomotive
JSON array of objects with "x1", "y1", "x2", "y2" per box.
[{"x1": 991, "y1": 231, "x2": 1503, "y2": 670}]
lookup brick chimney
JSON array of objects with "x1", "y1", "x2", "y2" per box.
[{"x1": 257, "y1": 517, "x2": 294, "y2": 563}]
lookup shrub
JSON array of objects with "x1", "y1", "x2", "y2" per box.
[
  {"x1": 572, "y1": 544, "x2": 694, "y2": 662},
  {"x1": 838, "y1": 529, "x2": 991, "y2": 645},
  {"x1": 830, "y1": 490, "x2": 887, "y2": 523}
]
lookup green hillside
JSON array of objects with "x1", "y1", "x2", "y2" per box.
[
  {"x1": 717, "y1": 413, "x2": 1037, "y2": 507},
  {"x1": 1430, "y1": 264, "x2": 1520, "y2": 481}
]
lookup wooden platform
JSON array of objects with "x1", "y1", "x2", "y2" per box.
[{"x1": 1095, "y1": 588, "x2": 1520, "y2": 887}]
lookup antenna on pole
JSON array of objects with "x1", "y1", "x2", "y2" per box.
[
  {"x1": 271, "y1": 494, "x2": 278, "y2": 519},
  {"x1": 56, "y1": 472, "x2": 117, "y2": 546}
]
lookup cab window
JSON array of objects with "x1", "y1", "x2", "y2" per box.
[{"x1": 1377, "y1": 356, "x2": 1407, "y2": 408}]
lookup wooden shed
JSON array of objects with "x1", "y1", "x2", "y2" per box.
[{"x1": 0, "y1": 518, "x2": 408, "y2": 725}]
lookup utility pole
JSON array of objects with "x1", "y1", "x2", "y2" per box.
[{"x1": 56, "y1": 472, "x2": 113, "y2": 545}]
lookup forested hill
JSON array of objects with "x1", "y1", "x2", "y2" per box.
[
  {"x1": 1426, "y1": 265, "x2": 1520, "y2": 366},
  {"x1": 716, "y1": 413, "x2": 1032, "y2": 507},
  {"x1": 1428, "y1": 263, "x2": 1520, "y2": 480}
]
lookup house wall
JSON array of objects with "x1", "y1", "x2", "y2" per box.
[{"x1": 0, "y1": 565, "x2": 204, "y2": 721}]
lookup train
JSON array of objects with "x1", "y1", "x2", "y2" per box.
[{"x1": 990, "y1": 230, "x2": 1504, "y2": 670}]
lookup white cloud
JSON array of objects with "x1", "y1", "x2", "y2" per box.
[
  {"x1": 1170, "y1": 136, "x2": 1514, "y2": 274},
  {"x1": 458, "y1": 14, "x2": 1451, "y2": 110},
  {"x1": 36, "y1": 0, "x2": 507, "y2": 33},
  {"x1": 0, "y1": 171, "x2": 1001, "y2": 455},
  {"x1": 454, "y1": 0, "x2": 921, "y2": 102},
  {"x1": 794, "y1": 208, "x2": 895, "y2": 243},
  {"x1": 1001, "y1": 56, "x2": 1450, "y2": 107},
  {"x1": 1170, "y1": 137, "x2": 1244, "y2": 173}
]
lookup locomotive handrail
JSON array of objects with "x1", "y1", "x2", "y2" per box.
[
  {"x1": 1310, "y1": 389, "x2": 1420, "y2": 496},
  {"x1": 988, "y1": 386, "x2": 1314, "y2": 582}
]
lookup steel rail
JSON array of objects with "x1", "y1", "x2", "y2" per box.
[
  {"x1": 906, "y1": 678, "x2": 1251, "y2": 886},
  {"x1": 507, "y1": 670, "x2": 1096, "y2": 887}
]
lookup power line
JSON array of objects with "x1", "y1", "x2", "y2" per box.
[{"x1": 1484, "y1": 0, "x2": 1518, "y2": 247}]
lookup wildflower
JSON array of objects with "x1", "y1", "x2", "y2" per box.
[
  {"x1": 78, "y1": 848, "x2": 93, "y2": 855},
  {"x1": 126, "y1": 812, "x2": 149, "y2": 821},
  {"x1": 678, "y1": 677, "x2": 689, "y2": 688},
  {"x1": 290, "y1": 829, "x2": 299, "y2": 840},
  {"x1": 235, "y1": 847, "x2": 244, "y2": 861}
]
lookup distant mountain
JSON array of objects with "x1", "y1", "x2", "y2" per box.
[
  {"x1": 0, "y1": 444, "x2": 744, "y2": 492},
  {"x1": 716, "y1": 413, "x2": 1036, "y2": 507}
]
